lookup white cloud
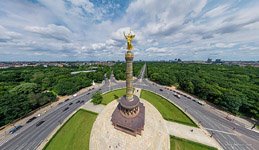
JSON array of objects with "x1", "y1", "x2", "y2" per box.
[
  {"x1": 0, "y1": 25, "x2": 21, "y2": 42},
  {"x1": 0, "y1": 0, "x2": 259, "y2": 61},
  {"x1": 204, "y1": 4, "x2": 230, "y2": 18},
  {"x1": 25, "y1": 24, "x2": 72, "y2": 42},
  {"x1": 70, "y1": 0, "x2": 95, "y2": 13}
]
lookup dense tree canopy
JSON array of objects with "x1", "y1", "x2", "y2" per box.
[
  {"x1": 146, "y1": 62, "x2": 259, "y2": 119},
  {"x1": 113, "y1": 62, "x2": 144, "y2": 80},
  {"x1": 0, "y1": 65, "x2": 109, "y2": 127}
]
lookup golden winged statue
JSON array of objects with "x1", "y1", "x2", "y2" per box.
[{"x1": 124, "y1": 31, "x2": 135, "y2": 50}]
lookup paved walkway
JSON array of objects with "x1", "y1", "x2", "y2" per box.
[
  {"x1": 81, "y1": 101, "x2": 105, "y2": 113},
  {"x1": 134, "y1": 88, "x2": 141, "y2": 97},
  {"x1": 166, "y1": 121, "x2": 222, "y2": 149}
]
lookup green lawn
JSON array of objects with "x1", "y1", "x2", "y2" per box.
[
  {"x1": 170, "y1": 136, "x2": 217, "y2": 150},
  {"x1": 140, "y1": 90, "x2": 197, "y2": 127},
  {"x1": 101, "y1": 88, "x2": 125, "y2": 105},
  {"x1": 44, "y1": 109, "x2": 98, "y2": 150}
]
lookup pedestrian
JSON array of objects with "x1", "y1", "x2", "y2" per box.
[
  {"x1": 210, "y1": 131, "x2": 214, "y2": 137},
  {"x1": 251, "y1": 124, "x2": 256, "y2": 129}
]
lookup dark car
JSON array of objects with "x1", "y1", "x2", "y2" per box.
[
  {"x1": 76, "y1": 100, "x2": 80, "y2": 103},
  {"x1": 9, "y1": 125, "x2": 23, "y2": 134},
  {"x1": 26, "y1": 116, "x2": 37, "y2": 124},
  {"x1": 159, "y1": 89, "x2": 163, "y2": 91},
  {"x1": 58, "y1": 102, "x2": 63, "y2": 105},
  {"x1": 65, "y1": 99, "x2": 70, "y2": 102},
  {"x1": 80, "y1": 100, "x2": 84, "y2": 104},
  {"x1": 36, "y1": 121, "x2": 45, "y2": 127},
  {"x1": 63, "y1": 107, "x2": 69, "y2": 111},
  {"x1": 69, "y1": 102, "x2": 73, "y2": 105},
  {"x1": 87, "y1": 93, "x2": 90, "y2": 95}
]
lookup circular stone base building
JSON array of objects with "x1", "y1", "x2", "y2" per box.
[
  {"x1": 90, "y1": 99, "x2": 170, "y2": 150},
  {"x1": 111, "y1": 95, "x2": 145, "y2": 136}
]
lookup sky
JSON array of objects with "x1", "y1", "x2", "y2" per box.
[{"x1": 0, "y1": 0, "x2": 259, "y2": 61}]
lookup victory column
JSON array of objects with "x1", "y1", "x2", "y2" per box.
[{"x1": 111, "y1": 31, "x2": 145, "y2": 136}]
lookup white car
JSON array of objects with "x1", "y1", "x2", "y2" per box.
[
  {"x1": 194, "y1": 99, "x2": 205, "y2": 105},
  {"x1": 173, "y1": 93, "x2": 181, "y2": 98}
]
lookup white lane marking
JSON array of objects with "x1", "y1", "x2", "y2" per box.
[
  {"x1": 203, "y1": 128, "x2": 236, "y2": 135},
  {"x1": 217, "y1": 139, "x2": 228, "y2": 150},
  {"x1": 194, "y1": 110, "x2": 235, "y2": 149}
]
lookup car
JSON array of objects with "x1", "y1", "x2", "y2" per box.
[
  {"x1": 159, "y1": 89, "x2": 163, "y2": 91},
  {"x1": 73, "y1": 94, "x2": 77, "y2": 97},
  {"x1": 174, "y1": 93, "x2": 180, "y2": 98},
  {"x1": 26, "y1": 116, "x2": 37, "y2": 124},
  {"x1": 197, "y1": 100, "x2": 206, "y2": 106},
  {"x1": 192, "y1": 99, "x2": 197, "y2": 102},
  {"x1": 63, "y1": 107, "x2": 69, "y2": 111},
  {"x1": 76, "y1": 100, "x2": 80, "y2": 103},
  {"x1": 36, "y1": 121, "x2": 45, "y2": 127},
  {"x1": 9, "y1": 125, "x2": 23, "y2": 134},
  {"x1": 69, "y1": 102, "x2": 73, "y2": 105},
  {"x1": 99, "y1": 88, "x2": 102, "y2": 90},
  {"x1": 58, "y1": 102, "x2": 63, "y2": 105},
  {"x1": 87, "y1": 93, "x2": 90, "y2": 95},
  {"x1": 187, "y1": 96, "x2": 192, "y2": 99},
  {"x1": 65, "y1": 98, "x2": 70, "y2": 102},
  {"x1": 80, "y1": 100, "x2": 84, "y2": 103}
]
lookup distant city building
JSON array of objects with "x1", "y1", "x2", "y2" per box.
[
  {"x1": 214, "y1": 59, "x2": 222, "y2": 64},
  {"x1": 207, "y1": 58, "x2": 212, "y2": 63}
]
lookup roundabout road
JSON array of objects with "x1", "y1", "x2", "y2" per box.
[{"x1": 0, "y1": 65, "x2": 258, "y2": 150}]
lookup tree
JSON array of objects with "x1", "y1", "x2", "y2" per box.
[
  {"x1": 220, "y1": 90, "x2": 246, "y2": 114},
  {"x1": 145, "y1": 62, "x2": 259, "y2": 119},
  {"x1": 91, "y1": 92, "x2": 103, "y2": 105},
  {"x1": 10, "y1": 83, "x2": 40, "y2": 94},
  {"x1": 179, "y1": 80, "x2": 194, "y2": 94},
  {"x1": 0, "y1": 65, "x2": 110, "y2": 127},
  {"x1": 53, "y1": 79, "x2": 76, "y2": 96}
]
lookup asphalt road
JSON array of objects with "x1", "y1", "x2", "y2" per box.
[
  {"x1": 136, "y1": 79, "x2": 259, "y2": 150},
  {"x1": 133, "y1": 65, "x2": 259, "y2": 150},
  {"x1": 0, "y1": 64, "x2": 258, "y2": 150}
]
